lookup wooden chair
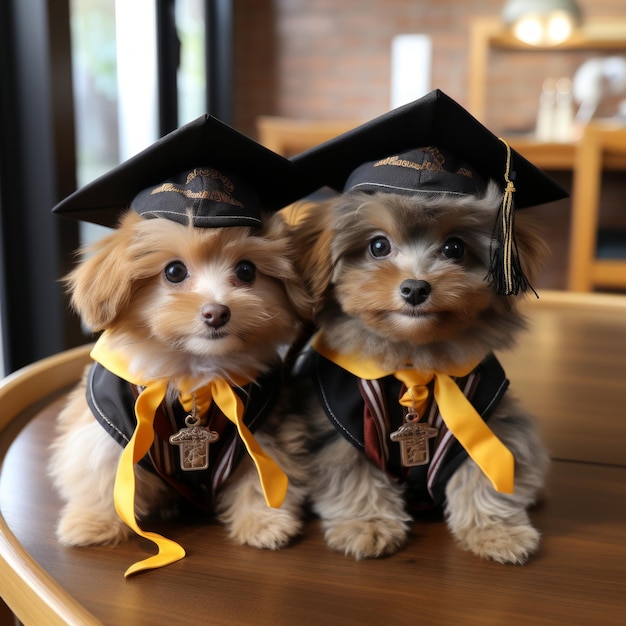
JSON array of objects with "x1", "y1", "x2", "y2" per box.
[
  {"x1": 0, "y1": 344, "x2": 96, "y2": 625},
  {"x1": 567, "y1": 123, "x2": 626, "y2": 291},
  {"x1": 256, "y1": 116, "x2": 360, "y2": 156}
]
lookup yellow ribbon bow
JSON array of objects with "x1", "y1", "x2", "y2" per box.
[
  {"x1": 310, "y1": 333, "x2": 514, "y2": 494},
  {"x1": 90, "y1": 332, "x2": 288, "y2": 577}
]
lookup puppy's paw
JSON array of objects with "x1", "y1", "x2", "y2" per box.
[
  {"x1": 324, "y1": 517, "x2": 409, "y2": 560},
  {"x1": 455, "y1": 522, "x2": 540, "y2": 565},
  {"x1": 57, "y1": 508, "x2": 130, "y2": 547},
  {"x1": 224, "y1": 506, "x2": 303, "y2": 550}
]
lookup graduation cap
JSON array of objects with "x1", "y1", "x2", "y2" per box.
[
  {"x1": 292, "y1": 89, "x2": 569, "y2": 295},
  {"x1": 53, "y1": 114, "x2": 314, "y2": 229}
]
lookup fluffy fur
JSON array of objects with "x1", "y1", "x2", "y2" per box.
[
  {"x1": 288, "y1": 184, "x2": 550, "y2": 564},
  {"x1": 49, "y1": 210, "x2": 311, "y2": 551}
]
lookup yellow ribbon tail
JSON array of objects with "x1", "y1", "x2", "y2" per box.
[
  {"x1": 212, "y1": 379, "x2": 288, "y2": 508},
  {"x1": 114, "y1": 382, "x2": 187, "y2": 577},
  {"x1": 236, "y1": 420, "x2": 289, "y2": 508},
  {"x1": 434, "y1": 373, "x2": 515, "y2": 494},
  {"x1": 122, "y1": 528, "x2": 186, "y2": 578}
]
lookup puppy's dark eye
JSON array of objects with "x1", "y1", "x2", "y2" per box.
[
  {"x1": 235, "y1": 260, "x2": 256, "y2": 283},
  {"x1": 164, "y1": 261, "x2": 188, "y2": 283},
  {"x1": 442, "y1": 238, "x2": 465, "y2": 260},
  {"x1": 369, "y1": 236, "x2": 392, "y2": 258}
]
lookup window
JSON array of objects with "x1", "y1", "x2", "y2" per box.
[{"x1": 0, "y1": 0, "x2": 231, "y2": 372}]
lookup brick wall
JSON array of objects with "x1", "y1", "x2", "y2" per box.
[
  {"x1": 232, "y1": 1, "x2": 626, "y2": 291},
  {"x1": 233, "y1": 0, "x2": 626, "y2": 139}
]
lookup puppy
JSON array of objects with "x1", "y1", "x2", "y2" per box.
[
  {"x1": 288, "y1": 183, "x2": 550, "y2": 565},
  {"x1": 49, "y1": 209, "x2": 311, "y2": 554}
]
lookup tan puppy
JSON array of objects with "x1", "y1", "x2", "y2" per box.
[{"x1": 50, "y1": 210, "x2": 311, "y2": 552}]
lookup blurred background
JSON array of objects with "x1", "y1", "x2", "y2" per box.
[{"x1": 1, "y1": 0, "x2": 626, "y2": 376}]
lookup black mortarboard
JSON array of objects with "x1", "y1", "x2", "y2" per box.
[
  {"x1": 291, "y1": 89, "x2": 569, "y2": 295},
  {"x1": 53, "y1": 115, "x2": 313, "y2": 229}
]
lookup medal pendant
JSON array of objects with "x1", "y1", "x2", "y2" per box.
[
  {"x1": 390, "y1": 411, "x2": 439, "y2": 467},
  {"x1": 169, "y1": 414, "x2": 219, "y2": 472}
]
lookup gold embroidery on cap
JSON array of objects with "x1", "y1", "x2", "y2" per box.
[
  {"x1": 150, "y1": 167, "x2": 244, "y2": 208},
  {"x1": 373, "y1": 155, "x2": 444, "y2": 172},
  {"x1": 456, "y1": 167, "x2": 474, "y2": 179},
  {"x1": 186, "y1": 167, "x2": 234, "y2": 193},
  {"x1": 373, "y1": 148, "x2": 473, "y2": 179}
]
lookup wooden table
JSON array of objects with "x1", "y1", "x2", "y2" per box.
[{"x1": 1, "y1": 291, "x2": 626, "y2": 625}]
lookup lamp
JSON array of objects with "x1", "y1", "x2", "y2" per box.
[{"x1": 502, "y1": 0, "x2": 582, "y2": 46}]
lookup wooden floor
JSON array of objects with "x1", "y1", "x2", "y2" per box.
[{"x1": 1, "y1": 292, "x2": 626, "y2": 625}]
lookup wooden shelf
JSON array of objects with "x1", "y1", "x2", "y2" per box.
[
  {"x1": 490, "y1": 20, "x2": 626, "y2": 50},
  {"x1": 468, "y1": 16, "x2": 626, "y2": 122}
]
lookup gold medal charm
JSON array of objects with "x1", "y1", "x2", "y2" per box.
[
  {"x1": 169, "y1": 403, "x2": 219, "y2": 471},
  {"x1": 390, "y1": 411, "x2": 438, "y2": 467}
]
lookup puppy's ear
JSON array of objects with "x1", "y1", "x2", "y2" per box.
[
  {"x1": 261, "y1": 210, "x2": 315, "y2": 321},
  {"x1": 64, "y1": 212, "x2": 141, "y2": 331},
  {"x1": 288, "y1": 200, "x2": 337, "y2": 310}
]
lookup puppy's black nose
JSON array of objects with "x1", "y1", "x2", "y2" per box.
[
  {"x1": 400, "y1": 279, "x2": 431, "y2": 306},
  {"x1": 201, "y1": 303, "x2": 231, "y2": 329}
]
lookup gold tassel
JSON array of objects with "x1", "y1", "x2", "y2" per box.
[{"x1": 487, "y1": 138, "x2": 535, "y2": 296}]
